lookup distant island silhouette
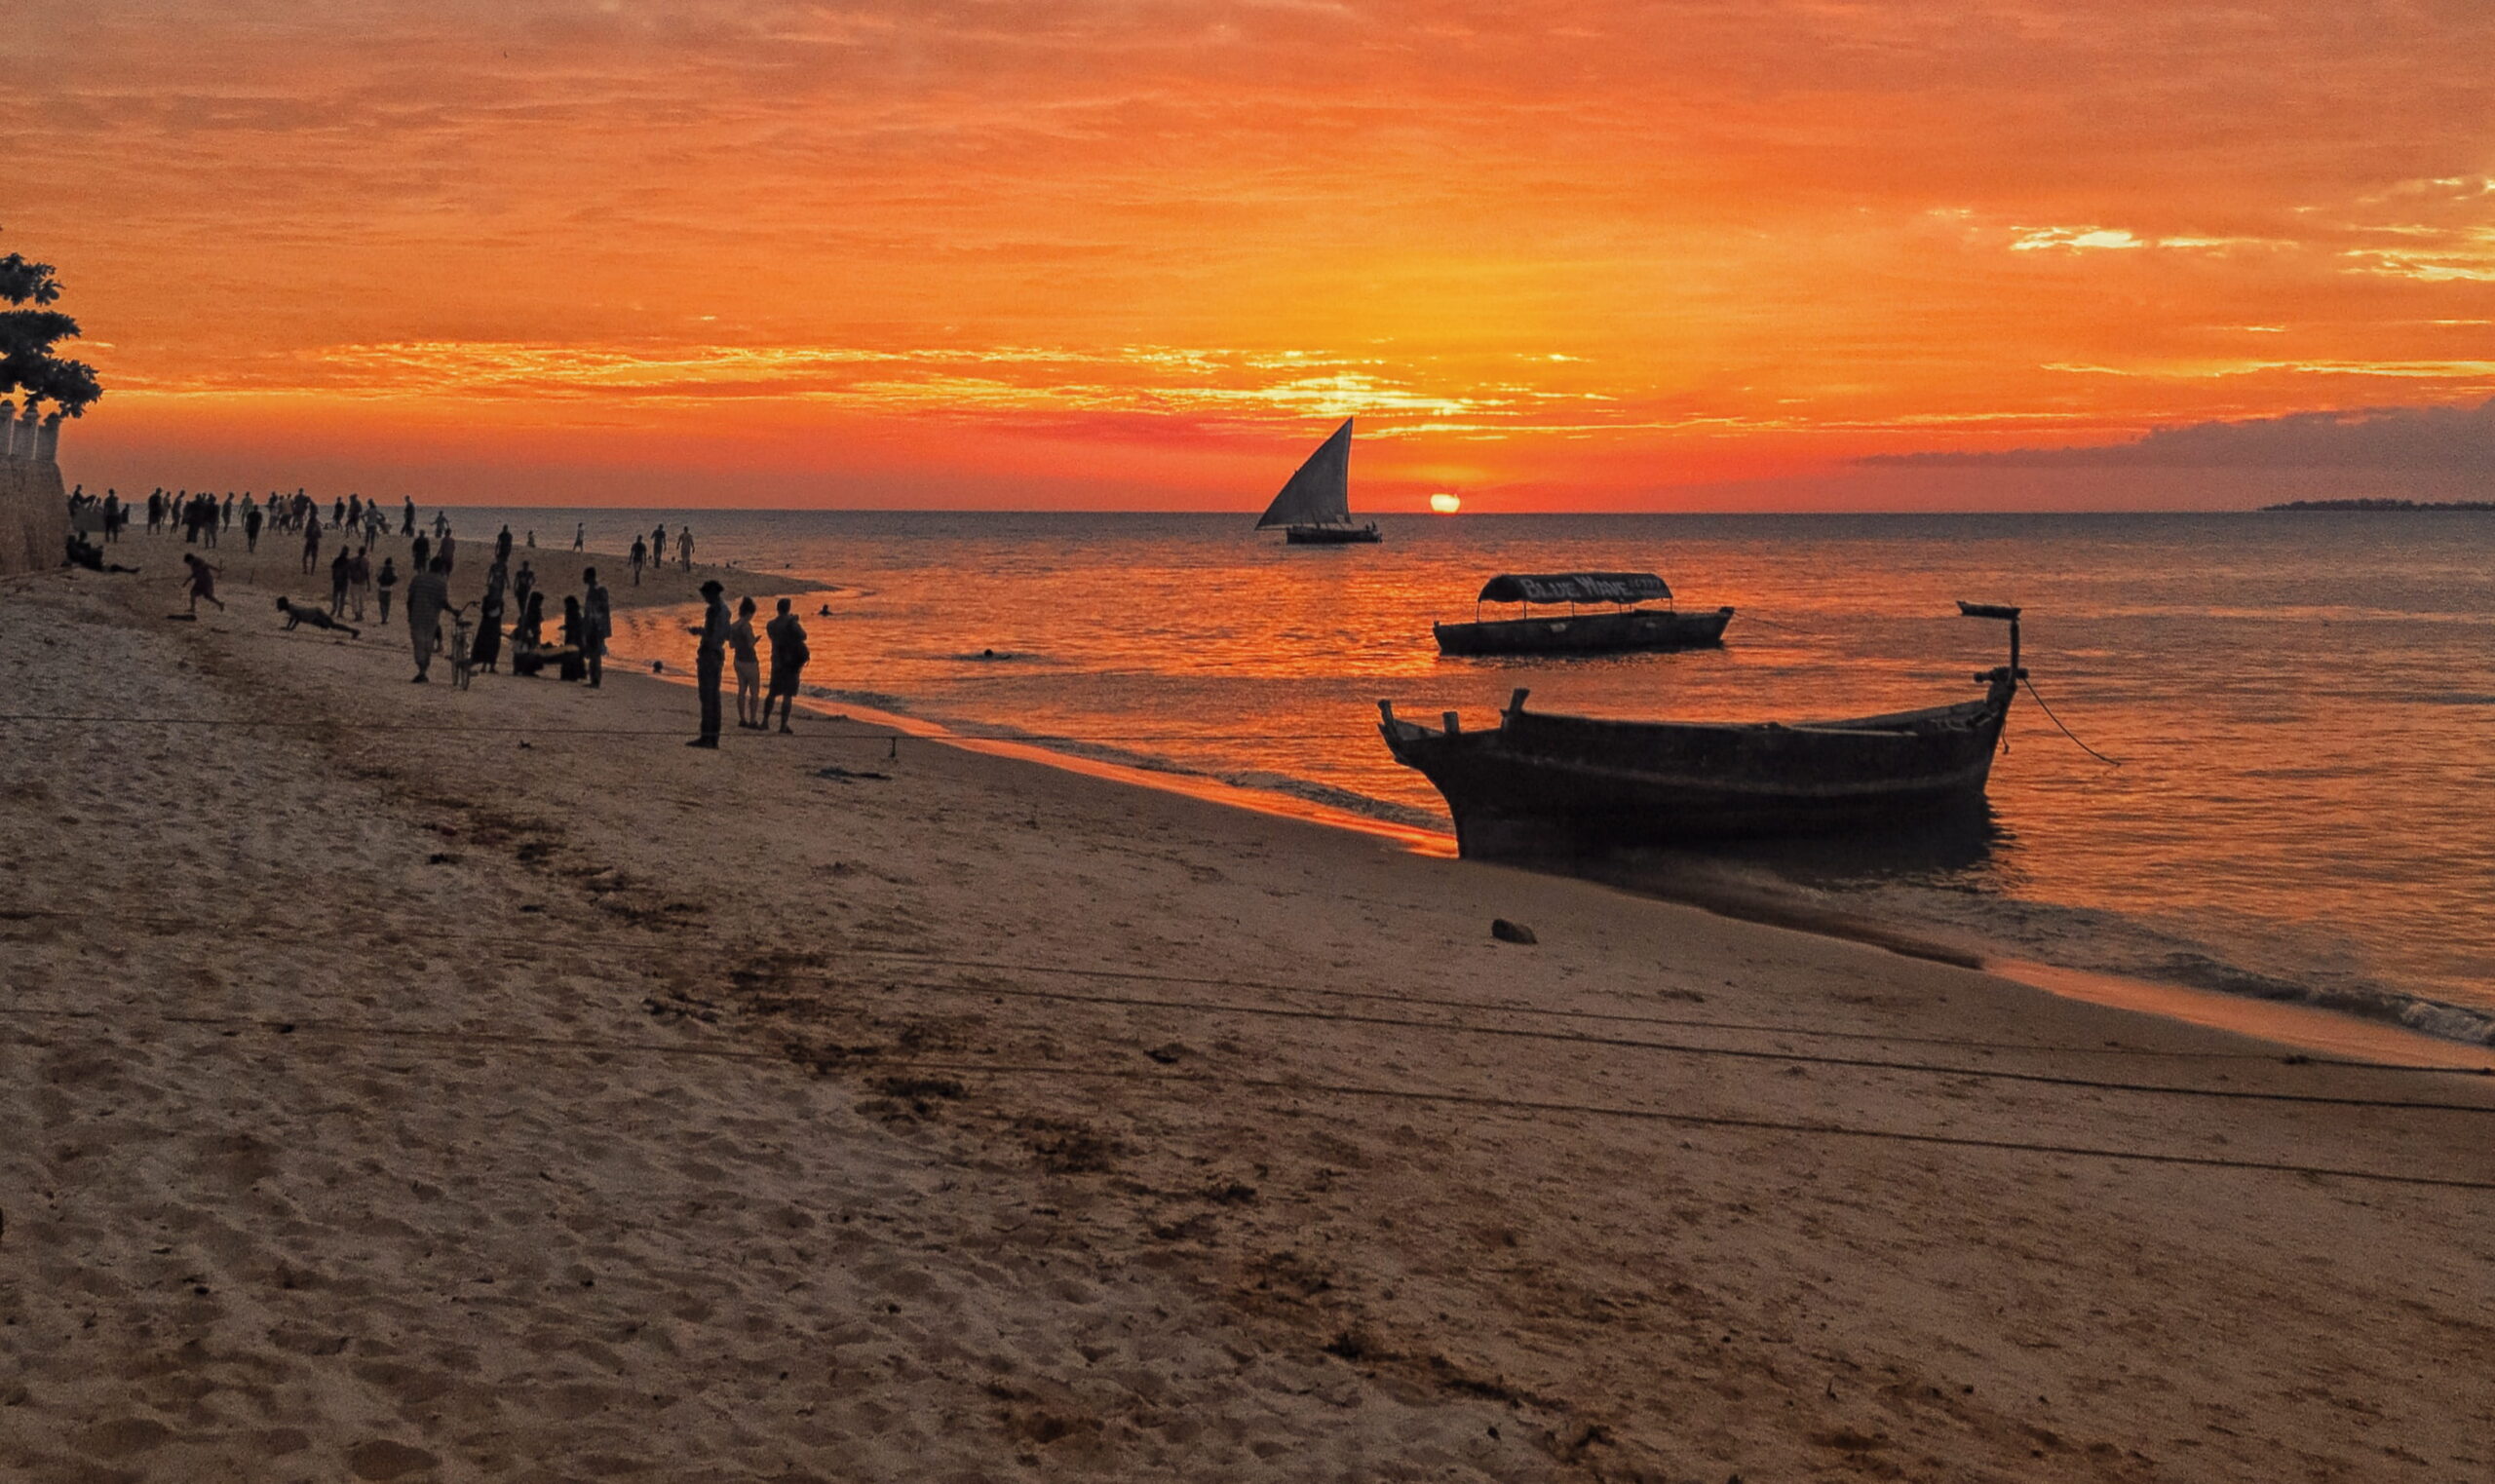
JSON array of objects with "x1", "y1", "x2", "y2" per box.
[{"x1": 2261, "y1": 498, "x2": 2494, "y2": 512}]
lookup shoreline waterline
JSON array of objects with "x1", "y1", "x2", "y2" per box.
[{"x1": 638, "y1": 632, "x2": 2495, "y2": 1071}]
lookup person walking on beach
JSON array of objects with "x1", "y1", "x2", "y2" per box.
[
  {"x1": 376, "y1": 555, "x2": 399, "y2": 626},
  {"x1": 145, "y1": 489, "x2": 164, "y2": 535},
  {"x1": 764, "y1": 597, "x2": 808, "y2": 734},
  {"x1": 411, "y1": 531, "x2": 431, "y2": 578},
  {"x1": 652, "y1": 523, "x2": 667, "y2": 565},
  {"x1": 349, "y1": 547, "x2": 372, "y2": 620},
  {"x1": 496, "y1": 524, "x2": 514, "y2": 565},
  {"x1": 440, "y1": 527, "x2": 457, "y2": 575},
  {"x1": 300, "y1": 513, "x2": 322, "y2": 575},
  {"x1": 513, "y1": 559, "x2": 535, "y2": 618},
  {"x1": 572, "y1": 521, "x2": 585, "y2": 552},
  {"x1": 559, "y1": 595, "x2": 589, "y2": 682},
  {"x1": 688, "y1": 579, "x2": 729, "y2": 747},
  {"x1": 676, "y1": 527, "x2": 694, "y2": 571},
  {"x1": 243, "y1": 501, "x2": 262, "y2": 552},
  {"x1": 404, "y1": 557, "x2": 451, "y2": 683},
  {"x1": 178, "y1": 553, "x2": 224, "y2": 615},
  {"x1": 728, "y1": 596, "x2": 762, "y2": 728},
  {"x1": 581, "y1": 567, "x2": 611, "y2": 688},
  {"x1": 472, "y1": 571, "x2": 506, "y2": 674},
  {"x1": 327, "y1": 546, "x2": 353, "y2": 618},
  {"x1": 629, "y1": 535, "x2": 647, "y2": 586},
  {"x1": 403, "y1": 496, "x2": 416, "y2": 537}
]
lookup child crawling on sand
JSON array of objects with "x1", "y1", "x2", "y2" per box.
[{"x1": 277, "y1": 595, "x2": 359, "y2": 638}]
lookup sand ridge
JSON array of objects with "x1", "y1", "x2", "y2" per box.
[{"x1": 3, "y1": 530, "x2": 2492, "y2": 1481}]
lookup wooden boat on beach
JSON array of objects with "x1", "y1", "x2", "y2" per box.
[
  {"x1": 1256, "y1": 418, "x2": 1380, "y2": 544},
  {"x1": 1380, "y1": 603, "x2": 2026, "y2": 857},
  {"x1": 1433, "y1": 572, "x2": 1734, "y2": 657}
]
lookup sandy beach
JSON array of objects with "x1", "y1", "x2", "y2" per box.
[{"x1": 4, "y1": 530, "x2": 2492, "y2": 1482}]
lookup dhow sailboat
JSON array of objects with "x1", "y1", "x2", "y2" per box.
[{"x1": 1256, "y1": 418, "x2": 1380, "y2": 544}]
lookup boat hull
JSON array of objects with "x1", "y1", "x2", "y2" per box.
[
  {"x1": 1380, "y1": 684, "x2": 2013, "y2": 857},
  {"x1": 1283, "y1": 524, "x2": 1381, "y2": 544},
  {"x1": 1434, "y1": 606, "x2": 1733, "y2": 657}
]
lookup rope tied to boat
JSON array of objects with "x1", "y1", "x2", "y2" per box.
[{"x1": 2020, "y1": 674, "x2": 2121, "y2": 767}]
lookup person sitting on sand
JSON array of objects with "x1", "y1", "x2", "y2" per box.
[
  {"x1": 176, "y1": 552, "x2": 225, "y2": 615},
  {"x1": 65, "y1": 535, "x2": 140, "y2": 574},
  {"x1": 277, "y1": 596, "x2": 359, "y2": 638},
  {"x1": 764, "y1": 597, "x2": 808, "y2": 734},
  {"x1": 509, "y1": 590, "x2": 549, "y2": 677}
]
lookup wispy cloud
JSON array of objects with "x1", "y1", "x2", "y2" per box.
[{"x1": 1865, "y1": 398, "x2": 2495, "y2": 471}]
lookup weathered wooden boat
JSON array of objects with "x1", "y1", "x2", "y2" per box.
[
  {"x1": 1433, "y1": 572, "x2": 1734, "y2": 656},
  {"x1": 1257, "y1": 418, "x2": 1380, "y2": 544},
  {"x1": 1380, "y1": 603, "x2": 2026, "y2": 856}
]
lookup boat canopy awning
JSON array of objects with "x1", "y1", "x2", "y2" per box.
[{"x1": 1477, "y1": 572, "x2": 1671, "y2": 605}]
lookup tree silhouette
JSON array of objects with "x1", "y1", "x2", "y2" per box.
[{"x1": 0, "y1": 232, "x2": 101, "y2": 418}]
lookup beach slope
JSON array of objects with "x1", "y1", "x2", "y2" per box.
[{"x1": 3, "y1": 546, "x2": 2490, "y2": 1481}]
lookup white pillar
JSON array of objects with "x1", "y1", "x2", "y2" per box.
[
  {"x1": 36, "y1": 413, "x2": 60, "y2": 464},
  {"x1": 15, "y1": 407, "x2": 38, "y2": 462}
]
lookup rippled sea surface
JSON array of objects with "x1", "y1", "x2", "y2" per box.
[{"x1": 475, "y1": 508, "x2": 2495, "y2": 1034}]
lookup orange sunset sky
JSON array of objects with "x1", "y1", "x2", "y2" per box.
[{"x1": 12, "y1": 1, "x2": 2494, "y2": 511}]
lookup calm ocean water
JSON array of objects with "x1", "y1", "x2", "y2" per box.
[{"x1": 469, "y1": 508, "x2": 2495, "y2": 1041}]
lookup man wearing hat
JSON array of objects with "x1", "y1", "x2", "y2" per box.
[{"x1": 688, "y1": 579, "x2": 731, "y2": 747}]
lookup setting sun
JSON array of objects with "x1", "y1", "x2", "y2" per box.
[{"x1": 1429, "y1": 493, "x2": 1462, "y2": 514}]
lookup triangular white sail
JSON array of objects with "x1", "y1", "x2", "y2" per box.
[{"x1": 1256, "y1": 417, "x2": 1355, "y2": 528}]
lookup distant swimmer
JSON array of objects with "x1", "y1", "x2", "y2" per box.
[{"x1": 277, "y1": 596, "x2": 359, "y2": 638}]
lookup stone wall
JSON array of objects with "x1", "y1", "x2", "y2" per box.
[{"x1": 0, "y1": 445, "x2": 69, "y2": 577}]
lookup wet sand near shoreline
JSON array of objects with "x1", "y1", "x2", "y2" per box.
[{"x1": 5, "y1": 535, "x2": 2492, "y2": 1482}]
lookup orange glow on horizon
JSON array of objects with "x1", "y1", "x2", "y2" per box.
[{"x1": 9, "y1": 2, "x2": 2493, "y2": 510}]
